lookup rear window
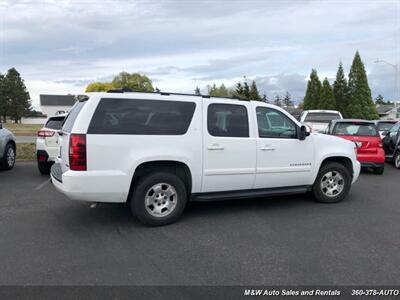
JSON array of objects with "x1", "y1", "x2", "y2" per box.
[
  {"x1": 333, "y1": 122, "x2": 378, "y2": 137},
  {"x1": 88, "y1": 98, "x2": 196, "y2": 135},
  {"x1": 62, "y1": 101, "x2": 85, "y2": 133},
  {"x1": 45, "y1": 116, "x2": 65, "y2": 130},
  {"x1": 305, "y1": 112, "x2": 341, "y2": 123},
  {"x1": 377, "y1": 122, "x2": 396, "y2": 131}
]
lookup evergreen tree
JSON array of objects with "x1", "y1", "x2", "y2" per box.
[
  {"x1": 208, "y1": 83, "x2": 231, "y2": 97},
  {"x1": 375, "y1": 94, "x2": 386, "y2": 105},
  {"x1": 0, "y1": 73, "x2": 8, "y2": 123},
  {"x1": 274, "y1": 95, "x2": 282, "y2": 107},
  {"x1": 243, "y1": 81, "x2": 250, "y2": 99},
  {"x1": 319, "y1": 78, "x2": 336, "y2": 109},
  {"x1": 249, "y1": 80, "x2": 261, "y2": 100},
  {"x1": 347, "y1": 51, "x2": 379, "y2": 120},
  {"x1": 194, "y1": 86, "x2": 201, "y2": 95},
  {"x1": 282, "y1": 91, "x2": 293, "y2": 107},
  {"x1": 333, "y1": 62, "x2": 349, "y2": 116},
  {"x1": 303, "y1": 69, "x2": 321, "y2": 109},
  {"x1": 235, "y1": 82, "x2": 244, "y2": 97},
  {"x1": 4, "y1": 68, "x2": 31, "y2": 123},
  {"x1": 262, "y1": 93, "x2": 269, "y2": 103}
]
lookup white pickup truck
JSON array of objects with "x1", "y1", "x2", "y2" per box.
[
  {"x1": 300, "y1": 110, "x2": 343, "y2": 133},
  {"x1": 51, "y1": 91, "x2": 360, "y2": 226}
]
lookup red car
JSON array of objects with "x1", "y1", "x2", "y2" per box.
[{"x1": 326, "y1": 119, "x2": 385, "y2": 174}]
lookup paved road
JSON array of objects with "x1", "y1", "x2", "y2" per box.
[
  {"x1": 15, "y1": 135, "x2": 36, "y2": 143},
  {"x1": 0, "y1": 162, "x2": 399, "y2": 286}
]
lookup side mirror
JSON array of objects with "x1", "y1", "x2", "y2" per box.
[
  {"x1": 382, "y1": 130, "x2": 389, "y2": 136},
  {"x1": 299, "y1": 125, "x2": 309, "y2": 140}
]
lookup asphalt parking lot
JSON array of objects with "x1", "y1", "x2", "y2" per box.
[{"x1": 0, "y1": 162, "x2": 399, "y2": 286}]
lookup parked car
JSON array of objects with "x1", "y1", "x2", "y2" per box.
[
  {"x1": 326, "y1": 119, "x2": 385, "y2": 174},
  {"x1": 36, "y1": 114, "x2": 67, "y2": 174},
  {"x1": 51, "y1": 91, "x2": 360, "y2": 226},
  {"x1": 0, "y1": 122, "x2": 16, "y2": 170},
  {"x1": 382, "y1": 121, "x2": 400, "y2": 169},
  {"x1": 373, "y1": 120, "x2": 397, "y2": 139},
  {"x1": 300, "y1": 110, "x2": 343, "y2": 133}
]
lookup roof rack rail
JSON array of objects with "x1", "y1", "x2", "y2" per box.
[{"x1": 106, "y1": 89, "x2": 249, "y2": 101}]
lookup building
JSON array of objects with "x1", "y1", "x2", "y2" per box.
[
  {"x1": 40, "y1": 94, "x2": 75, "y2": 117},
  {"x1": 376, "y1": 103, "x2": 400, "y2": 120}
]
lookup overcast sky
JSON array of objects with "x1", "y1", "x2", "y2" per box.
[{"x1": 1, "y1": 0, "x2": 399, "y2": 108}]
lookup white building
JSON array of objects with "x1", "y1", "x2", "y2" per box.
[{"x1": 40, "y1": 94, "x2": 76, "y2": 117}]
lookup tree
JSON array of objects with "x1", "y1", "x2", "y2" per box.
[
  {"x1": 319, "y1": 78, "x2": 336, "y2": 109},
  {"x1": 208, "y1": 83, "x2": 231, "y2": 97},
  {"x1": 375, "y1": 94, "x2": 387, "y2": 105},
  {"x1": 303, "y1": 69, "x2": 321, "y2": 110},
  {"x1": 282, "y1": 91, "x2": 293, "y2": 107},
  {"x1": 347, "y1": 51, "x2": 379, "y2": 120},
  {"x1": 112, "y1": 72, "x2": 154, "y2": 92},
  {"x1": 333, "y1": 62, "x2": 349, "y2": 116},
  {"x1": 85, "y1": 82, "x2": 114, "y2": 92},
  {"x1": 4, "y1": 68, "x2": 31, "y2": 123},
  {"x1": 262, "y1": 93, "x2": 269, "y2": 103},
  {"x1": 243, "y1": 81, "x2": 250, "y2": 99},
  {"x1": 0, "y1": 73, "x2": 8, "y2": 123},
  {"x1": 274, "y1": 95, "x2": 282, "y2": 107},
  {"x1": 194, "y1": 86, "x2": 201, "y2": 95},
  {"x1": 249, "y1": 80, "x2": 261, "y2": 100}
]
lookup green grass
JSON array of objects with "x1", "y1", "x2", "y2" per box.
[
  {"x1": 3, "y1": 123, "x2": 43, "y2": 136},
  {"x1": 16, "y1": 143, "x2": 36, "y2": 161}
]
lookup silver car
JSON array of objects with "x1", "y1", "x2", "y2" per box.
[{"x1": 0, "y1": 123, "x2": 16, "y2": 170}]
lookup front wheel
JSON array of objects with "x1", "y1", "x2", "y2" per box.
[
  {"x1": 313, "y1": 162, "x2": 351, "y2": 203},
  {"x1": 130, "y1": 172, "x2": 187, "y2": 226}
]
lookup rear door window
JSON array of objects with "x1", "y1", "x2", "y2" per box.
[
  {"x1": 207, "y1": 104, "x2": 249, "y2": 138},
  {"x1": 62, "y1": 102, "x2": 85, "y2": 133},
  {"x1": 88, "y1": 98, "x2": 196, "y2": 135}
]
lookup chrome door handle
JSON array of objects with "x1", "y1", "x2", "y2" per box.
[
  {"x1": 208, "y1": 144, "x2": 224, "y2": 150},
  {"x1": 260, "y1": 146, "x2": 275, "y2": 151}
]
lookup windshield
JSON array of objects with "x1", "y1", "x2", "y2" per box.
[
  {"x1": 304, "y1": 112, "x2": 341, "y2": 123},
  {"x1": 333, "y1": 122, "x2": 378, "y2": 137},
  {"x1": 377, "y1": 122, "x2": 396, "y2": 131}
]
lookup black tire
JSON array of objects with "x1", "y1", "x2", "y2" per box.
[
  {"x1": 1, "y1": 143, "x2": 16, "y2": 170},
  {"x1": 374, "y1": 165, "x2": 384, "y2": 175},
  {"x1": 312, "y1": 162, "x2": 351, "y2": 203},
  {"x1": 394, "y1": 151, "x2": 400, "y2": 169},
  {"x1": 130, "y1": 172, "x2": 187, "y2": 226},
  {"x1": 37, "y1": 161, "x2": 52, "y2": 175}
]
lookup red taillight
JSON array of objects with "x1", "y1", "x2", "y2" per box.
[
  {"x1": 69, "y1": 134, "x2": 87, "y2": 171},
  {"x1": 37, "y1": 130, "x2": 55, "y2": 138}
]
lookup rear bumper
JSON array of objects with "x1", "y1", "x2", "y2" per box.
[
  {"x1": 50, "y1": 163, "x2": 129, "y2": 203},
  {"x1": 360, "y1": 162, "x2": 384, "y2": 169}
]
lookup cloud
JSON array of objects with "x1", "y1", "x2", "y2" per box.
[{"x1": 1, "y1": 0, "x2": 399, "y2": 107}]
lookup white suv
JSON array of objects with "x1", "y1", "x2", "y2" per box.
[{"x1": 51, "y1": 91, "x2": 360, "y2": 226}]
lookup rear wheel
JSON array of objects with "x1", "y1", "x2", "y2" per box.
[
  {"x1": 1, "y1": 143, "x2": 16, "y2": 170},
  {"x1": 130, "y1": 172, "x2": 187, "y2": 226},
  {"x1": 374, "y1": 165, "x2": 384, "y2": 175},
  {"x1": 394, "y1": 151, "x2": 400, "y2": 169},
  {"x1": 313, "y1": 162, "x2": 351, "y2": 203}
]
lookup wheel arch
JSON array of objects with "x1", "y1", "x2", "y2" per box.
[
  {"x1": 318, "y1": 156, "x2": 353, "y2": 178},
  {"x1": 127, "y1": 160, "x2": 192, "y2": 202}
]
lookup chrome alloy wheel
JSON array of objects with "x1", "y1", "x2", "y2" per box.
[
  {"x1": 144, "y1": 183, "x2": 178, "y2": 218},
  {"x1": 320, "y1": 171, "x2": 344, "y2": 197},
  {"x1": 7, "y1": 147, "x2": 15, "y2": 168}
]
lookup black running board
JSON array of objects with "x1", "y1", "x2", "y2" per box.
[{"x1": 190, "y1": 185, "x2": 312, "y2": 202}]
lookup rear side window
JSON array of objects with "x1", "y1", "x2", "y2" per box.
[
  {"x1": 88, "y1": 98, "x2": 196, "y2": 135},
  {"x1": 207, "y1": 104, "x2": 249, "y2": 137},
  {"x1": 62, "y1": 102, "x2": 85, "y2": 133},
  {"x1": 333, "y1": 122, "x2": 378, "y2": 137},
  {"x1": 45, "y1": 116, "x2": 65, "y2": 130},
  {"x1": 377, "y1": 122, "x2": 396, "y2": 131}
]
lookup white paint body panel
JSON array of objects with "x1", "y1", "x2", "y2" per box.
[{"x1": 51, "y1": 93, "x2": 360, "y2": 203}]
